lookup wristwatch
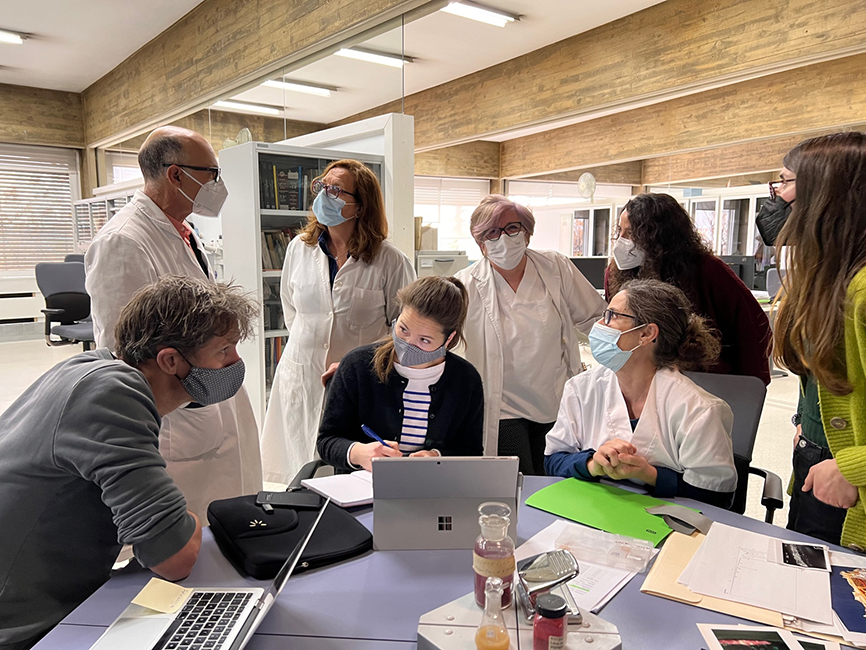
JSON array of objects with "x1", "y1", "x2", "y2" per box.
[{"x1": 792, "y1": 413, "x2": 802, "y2": 426}]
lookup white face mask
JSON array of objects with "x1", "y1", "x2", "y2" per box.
[
  {"x1": 484, "y1": 231, "x2": 527, "y2": 270},
  {"x1": 178, "y1": 168, "x2": 229, "y2": 218},
  {"x1": 612, "y1": 237, "x2": 646, "y2": 271}
]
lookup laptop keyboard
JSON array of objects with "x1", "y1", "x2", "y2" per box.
[{"x1": 155, "y1": 592, "x2": 253, "y2": 650}]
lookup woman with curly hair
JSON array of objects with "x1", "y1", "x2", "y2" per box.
[{"x1": 605, "y1": 193, "x2": 772, "y2": 384}]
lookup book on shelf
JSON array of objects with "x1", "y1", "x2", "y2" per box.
[
  {"x1": 261, "y1": 229, "x2": 295, "y2": 270},
  {"x1": 275, "y1": 164, "x2": 300, "y2": 211},
  {"x1": 259, "y1": 157, "x2": 305, "y2": 211}
]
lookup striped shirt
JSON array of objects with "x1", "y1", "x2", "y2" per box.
[{"x1": 393, "y1": 360, "x2": 446, "y2": 454}]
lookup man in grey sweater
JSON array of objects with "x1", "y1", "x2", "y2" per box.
[{"x1": 0, "y1": 275, "x2": 258, "y2": 650}]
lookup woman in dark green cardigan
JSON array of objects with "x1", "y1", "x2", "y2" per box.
[{"x1": 775, "y1": 131, "x2": 866, "y2": 550}]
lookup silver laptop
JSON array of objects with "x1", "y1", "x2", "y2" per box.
[
  {"x1": 90, "y1": 499, "x2": 329, "y2": 650},
  {"x1": 372, "y1": 457, "x2": 521, "y2": 550}
]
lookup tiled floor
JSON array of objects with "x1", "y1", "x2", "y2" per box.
[{"x1": 0, "y1": 339, "x2": 799, "y2": 527}]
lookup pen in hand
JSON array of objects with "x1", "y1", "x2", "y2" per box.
[{"x1": 361, "y1": 424, "x2": 407, "y2": 457}]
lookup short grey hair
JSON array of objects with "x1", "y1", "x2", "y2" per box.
[
  {"x1": 138, "y1": 133, "x2": 186, "y2": 182},
  {"x1": 115, "y1": 276, "x2": 259, "y2": 366}
]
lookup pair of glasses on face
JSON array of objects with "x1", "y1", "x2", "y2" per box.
[
  {"x1": 768, "y1": 177, "x2": 796, "y2": 200},
  {"x1": 312, "y1": 179, "x2": 359, "y2": 201},
  {"x1": 164, "y1": 163, "x2": 220, "y2": 183},
  {"x1": 602, "y1": 308, "x2": 639, "y2": 326},
  {"x1": 483, "y1": 222, "x2": 525, "y2": 241}
]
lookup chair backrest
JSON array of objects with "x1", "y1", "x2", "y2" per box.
[
  {"x1": 34, "y1": 262, "x2": 90, "y2": 323},
  {"x1": 766, "y1": 267, "x2": 785, "y2": 299},
  {"x1": 64, "y1": 253, "x2": 85, "y2": 263},
  {"x1": 683, "y1": 371, "x2": 767, "y2": 514}
]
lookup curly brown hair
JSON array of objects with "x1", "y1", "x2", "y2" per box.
[{"x1": 607, "y1": 193, "x2": 712, "y2": 300}]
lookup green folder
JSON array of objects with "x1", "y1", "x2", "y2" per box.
[{"x1": 525, "y1": 479, "x2": 678, "y2": 546}]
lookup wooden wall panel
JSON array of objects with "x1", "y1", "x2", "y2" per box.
[
  {"x1": 338, "y1": 0, "x2": 866, "y2": 151},
  {"x1": 500, "y1": 54, "x2": 866, "y2": 179},
  {"x1": 530, "y1": 162, "x2": 643, "y2": 185},
  {"x1": 0, "y1": 83, "x2": 84, "y2": 148},
  {"x1": 414, "y1": 141, "x2": 500, "y2": 178},
  {"x1": 82, "y1": 0, "x2": 422, "y2": 146}
]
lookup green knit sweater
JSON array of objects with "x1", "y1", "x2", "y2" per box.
[{"x1": 820, "y1": 266, "x2": 866, "y2": 550}]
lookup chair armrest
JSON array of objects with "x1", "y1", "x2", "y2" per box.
[
  {"x1": 41, "y1": 308, "x2": 65, "y2": 336},
  {"x1": 41, "y1": 308, "x2": 65, "y2": 317},
  {"x1": 288, "y1": 459, "x2": 326, "y2": 489},
  {"x1": 748, "y1": 466, "x2": 784, "y2": 523}
]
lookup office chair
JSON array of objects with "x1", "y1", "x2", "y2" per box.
[
  {"x1": 766, "y1": 267, "x2": 785, "y2": 300},
  {"x1": 64, "y1": 253, "x2": 85, "y2": 263},
  {"x1": 34, "y1": 261, "x2": 95, "y2": 351},
  {"x1": 684, "y1": 371, "x2": 783, "y2": 523}
]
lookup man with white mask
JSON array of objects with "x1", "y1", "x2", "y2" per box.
[
  {"x1": 456, "y1": 195, "x2": 606, "y2": 474},
  {"x1": 85, "y1": 126, "x2": 262, "y2": 519}
]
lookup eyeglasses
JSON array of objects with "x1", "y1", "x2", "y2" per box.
[
  {"x1": 602, "y1": 308, "x2": 639, "y2": 326},
  {"x1": 769, "y1": 177, "x2": 796, "y2": 200},
  {"x1": 164, "y1": 163, "x2": 220, "y2": 183},
  {"x1": 312, "y1": 179, "x2": 358, "y2": 201},
  {"x1": 483, "y1": 222, "x2": 525, "y2": 241}
]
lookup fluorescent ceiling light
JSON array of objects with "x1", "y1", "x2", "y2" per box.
[
  {"x1": 0, "y1": 29, "x2": 26, "y2": 45},
  {"x1": 214, "y1": 100, "x2": 281, "y2": 116},
  {"x1": 440, "y1": 1, "x2": 520, "y2": 27},
  {"x1": 261, "y1": 79, "x2": 333, "y2": 97},
  {"x1": 335, "y1": 47, "x2": 412, "y2": 69}
]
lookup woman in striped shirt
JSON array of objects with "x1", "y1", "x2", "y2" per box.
[{"x1": 317, "y1": 275, "x2": 484, "y2": 471}]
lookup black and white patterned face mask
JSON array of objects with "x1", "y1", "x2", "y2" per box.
[
  {"x1": 178, "y1": 353, "x2": 245, "y2": 405},
  {"x1": 391, "y1": 327, "x2": 448, "y2": 368}
]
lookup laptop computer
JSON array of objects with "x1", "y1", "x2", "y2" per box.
[
  {"x1": 372, "y1": 457, "x2": 521, "y2": 551},
  {"x1": 90, "y1": 498, "x2": 330, "y2": 650}
]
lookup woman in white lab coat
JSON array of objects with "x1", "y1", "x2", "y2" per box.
[
  {"x1": 544, "y1": 279, "x2": 737, "y2": 507},
  {"x1": 456, "y1": 195, "x2": 606, "y2": 475},
  {"x1": 261, "y1": 159, "x2": 415, "y2": 483}
]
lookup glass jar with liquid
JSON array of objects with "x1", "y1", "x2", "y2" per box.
[
  {"x1": 473, "y1": 502, "x2": 515, "y2": 608},
  {"x1": 475, "y1": 576, "x2": 511, "y2": 650}
]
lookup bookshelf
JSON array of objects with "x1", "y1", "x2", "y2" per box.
[{"x1": 219, "y1": 141, "x2": 384, "y2": 425}]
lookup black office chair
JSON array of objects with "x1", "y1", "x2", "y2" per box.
[
  {"x1": 64, "y1": 253, "x2": 85, "y2": 263},
  {"x1": 34, "y1": 261, "x2": 95, "y2": 351},
  {"x1": 684, "y1": 371, "x2": 784, "y2": 523}
]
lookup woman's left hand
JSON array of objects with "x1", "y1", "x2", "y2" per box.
[
  {"x1": 408, "y1": 450, "x2": 439, "y2": 458},
  {"x1": 603, "y1": 452, "x2": 658, "y2": 486},
  {"x1": 803, "y1": 458, "x2": 859, "y2": 509}
]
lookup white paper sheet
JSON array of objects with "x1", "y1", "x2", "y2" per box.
[
  {"x1": 685, "y1": 523, "x2": 833, "y2": 625},
  {"x1": 829, "y1": 550, "x2": 866, "y2": 569}
]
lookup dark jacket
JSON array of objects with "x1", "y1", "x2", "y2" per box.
[{"x1": 317, "y1": 344, "x2": 484, "y2": 470}]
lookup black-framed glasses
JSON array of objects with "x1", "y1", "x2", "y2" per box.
[
  {"x1": 312, "y1": 179, "x2": 358, "y2": 201},
  {"x1": 769, "y1": 177, "x2": 795, "y2": 200},
  {"x1": 602, "y1": 308, "x2": 639, "y2": 326},
  {"x1": 163, "y1": 163, "x2": 220, "y2": 183},
  {"x1": 483, "y1": 222, "x2": 524, "y2": 241}
]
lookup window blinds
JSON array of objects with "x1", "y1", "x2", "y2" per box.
[{"x1": 0, "y1": 144, "x2": 79, "y2": 271}]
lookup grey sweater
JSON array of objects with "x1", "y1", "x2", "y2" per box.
[{"x1": 0, "y1": 350, "x2": 195, "y2": 649}]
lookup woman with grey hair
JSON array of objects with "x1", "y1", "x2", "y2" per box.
[{"x1": 455, "y1": 195, "x2": 606, "y2": 474}]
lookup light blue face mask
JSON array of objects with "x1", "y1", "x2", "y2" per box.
[
  {"x1": 312, "y1": 189, "x2": 349, "y2": 227},
  {"x1": 588, "y1": 322, "x2": 646, "y2": 372}
]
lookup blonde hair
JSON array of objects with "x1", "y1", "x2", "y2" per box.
[
  {"x1": 299, "y1": 159, "x2": 388, "y2": 264},
  {"x1": 372, "y1": 276, "x2": 469, "y2": 383}
]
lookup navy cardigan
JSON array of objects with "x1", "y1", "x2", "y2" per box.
[{"x1": 317, "y1": 344, "x2": 484, "y2": 470}]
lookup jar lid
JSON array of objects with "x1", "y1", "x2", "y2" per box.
[{"x1": 535, "y1": 593, "x2": 567, "y2": 619}]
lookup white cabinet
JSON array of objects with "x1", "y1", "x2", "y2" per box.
[{"x1": 219, "y1": 141, "x2": 384, "y2": 425}]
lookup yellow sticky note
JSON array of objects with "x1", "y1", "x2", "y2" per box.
[{"x1": 131, "y1": 578, "x2": 193, "y2": 614}]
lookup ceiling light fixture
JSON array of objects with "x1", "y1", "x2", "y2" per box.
[
  {"x1": 0, "y1": 29, "x2": 27, "y2": 45},
  {"x1": 440, "y1": 1, "x2": 520, "y2": 27},
  {"x1": 335, "y1": 47, "x2": 413, "y2": 69},
  {"x1": 214, "y1": 100, "x2": 281, "y2": 116},
  {"x1": 261, "y1": 79, "x2": 334, "y2": 97}
]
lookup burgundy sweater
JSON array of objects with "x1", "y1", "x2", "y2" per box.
[{"x1": 605, "y1": 255, "x2": 772, "y2": 385}]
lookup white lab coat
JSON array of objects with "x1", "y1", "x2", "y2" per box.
[
  {"x1": 456, "y1": 249, "x2": 607, "y2": 454},
  {"x1": 545, "y1": 365, "x2": 737, "y2": 492},
  {"x1": 260, "y1": 235, "x2": 416, "y2": 483},
  {"x1": 84, "y1": 190, "x2": 262, "y2": 519}
]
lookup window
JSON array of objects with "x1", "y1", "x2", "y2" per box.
[
  {"x1": 414, "y1": 177, "x2": 491, "y2": 260},
  {"x1": 0, "y1": 144, "x2": 80, "y2": 271},
  {"x1": 105, "y1": 151, "x2": 143, "y2": 185}
]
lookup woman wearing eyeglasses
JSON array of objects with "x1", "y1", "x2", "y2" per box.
[
  {"x1": 544, "y1": 279, "x2": 737, "y2": 507},
  {"x1": 456, "y1": 195, "x2": 606, "y2": 475},
  {"x1": 261, "y1": 159, "x2": 415, "y2": 483},
  {"x1": 774, "y1": 132, "x2": 866, "y2": 549},
  {"x1": 606, "y1": 192, "x2": 773, "y2": 385}
]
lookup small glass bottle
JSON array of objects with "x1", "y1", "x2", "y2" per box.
[
  {"x1": 532, "y1": 592, "x2": 568, "y2": 650},
  {"x1": 473, "y1": 502, "x2": 515, "y2": 608},
  {"x1": 475, "y1": 576, "x2": 511, "y2": 650}
]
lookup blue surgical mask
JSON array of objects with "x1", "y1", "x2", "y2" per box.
[
  {"x1": 178, "y1": 352, "x2": 246, "y2": 405},
  {"x1": 392, "y1": 327, "x2": 448, "y2": 368},
  {"x1": 588, "y1": 322, "x2": 645, "y2": 372},
  {"x1": 312, "y1": 189, "x2": 350, "y2": 227}
]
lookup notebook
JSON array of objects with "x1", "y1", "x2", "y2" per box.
[{"x1": 301, "y1": 470, "x2": 373, "y2": 507}]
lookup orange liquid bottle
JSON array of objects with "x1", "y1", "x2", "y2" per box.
[
  {"x1": 475, "y1": 624, "x2": 511, "y2": 650},
  {"x1": 475, "y1": 576, "x2": 511, "y2": 650}
]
